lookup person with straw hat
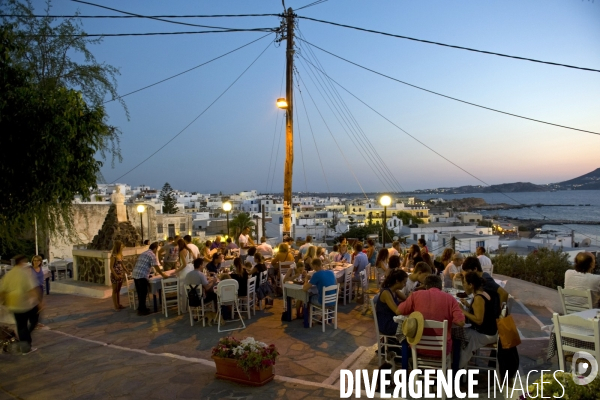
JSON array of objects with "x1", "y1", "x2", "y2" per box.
[{"x1": 398, "y1": 275, "x2": 465, "y2": 356}]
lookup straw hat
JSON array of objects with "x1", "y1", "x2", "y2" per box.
[{"x1": 402, "y1": 311, "x2": 424, "y2": 345}]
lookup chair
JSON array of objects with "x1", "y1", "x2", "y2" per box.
[
  {"x1": 452, "y1": 275, "x2": 464, "y2": 290},
  {"x1": 481, "y1": 264, "x2": 494, "y2": 276},
  {"x1": 340, "y1": 265, "x2": 355, "y2": 305},
  {"x1": 468, "y1": 303, "x2": 505, "y2": 372},
  {"x1": 375, "y1": 266, "x2": 386, "y2": 289},
  {"x1": 216, "y1": 279, "x2": 246, "y2": 333},
  {"x1": 552, "y1": 312, "x2": 600, "y2": 372},
  {"x1": 370, "y1": 295, "x2": 402, "y2": 366},
  {"x1": 54, "y1": 261, "x2": 69, "y2": 281},
  {"x1": 124, "y1": 273, "x2": 137, "y2": 309},
  {"x1": 309, "y1": 284, "x2": 339, "y2": 332},
  {"x1": 238, "y1": 276, "x2": 257, "y2": 319},
  {"x1": 410, "y1": 319, "x2": 451, "y2": 400},
  {"x1": 359, "y1": 269, "x2": 370, "y2": 311},
  {"x1": 368, "y1": 263, "x2": 376, "y2": 281},
  {"x1": 279, "y1": 262, "x2": 295, "y2": 287},
  {"x1": 161, "y1": 277, "x2": 180, "y2": 317},
  {"x1": 188, "y1": 284, "x2": 214, "y2": 327},
  {"x1": 258, "y1": 270, "x2": 269, "y2": 310},
  {"x1": 558, "y1": 286, "x2": 594, "y2": 315}
]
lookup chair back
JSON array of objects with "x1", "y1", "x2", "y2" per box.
[
  {"x1": 370, "y1": 295, "x2": 381, "y2": 336},
  {"x1": 552, "y1": 312, "x2": 600, "y2": 371},
  {"x1": 558, "y1": 286, "x2": 594, "y2": 315},
  {"x1": 344, "y1": 265, "x2": 355, "y2": 285},
  {"x1": 217, "y1": 279, "x2": 239, "y2": 304},
  {"x1": 322, "y1": 284, "x2": 339, "y2": 307},
  {"x1": 259, "y1": 270, "x2": 268, "y2": 286},
  {"x1": 247, "y1": 276, "x2": 257, "y2": 296},
  {"x1": 411, "y1": 319, "x2": 449, "y2": 370},
  {"x1": 161, "y1": 277, "x2": 179, "y2": 294},
  {"x1": 280, "y1": 261, "x2": 295, "y2": 276},
  {"x1": 481, "y1": 264, "x2": 494, "y2": 276},
  {"x1": 359, "y1": 269, "x2": 368, "y2": 290}
]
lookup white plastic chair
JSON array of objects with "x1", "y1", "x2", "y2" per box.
[
  {"x1": 340, "y1": 265, "x2": 355, "y2": 305},
  {"x1": 411, "y1": 319, "x2": 451, "y2": 400},
  {"x1": 238, "y1": 276, "x2": 257, "y2": 319},
  {"x1": 558, "y1": 286, "x2": 594, "y2": 315},
  {"x1": 188, "y1": 284, "x2": 214, "y2": 327},
  {"x1": 553, "y1": 312, "x2": 600, "y2": 372},
  {"x1": 370, "y1": 295, "x2": 402, "y2": 366},
  {"x1": 216, "y1": 279, "x2": 246, "y2": 333},
  {"x1": 309, "y1": 284, "x2": 339, "y2": 332},
  {"x1": 161, "y1": 277, "x2": 180, "y2": 317}
]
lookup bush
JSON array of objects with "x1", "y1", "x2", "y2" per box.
[
  {"x1": 525, "y1": 371, "x2": 600, "y2": 400},
  {"x1": 492, "y1": 248, "x2": 571, "y2": 289}
]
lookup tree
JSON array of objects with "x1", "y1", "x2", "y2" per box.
[
  {"x1": 229, "y1": 213, "x2": 255, "y2": 241},
  {"x1": 393, "y1": 211, "x2": 424, "y2": 225},
  {"x1": 159, "y1": 183, "x2": 178, "y2": 214},
  {"x1": 0, "y1": 23, "x2": 120, "y2": 250}
]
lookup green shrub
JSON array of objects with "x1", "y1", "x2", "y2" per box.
[
  {"x1": 492, "y1": 248, "x2": 571, "y2": 289},
  {"x1": 526, "y1": 371, "x2": 600, "y2": 400}
]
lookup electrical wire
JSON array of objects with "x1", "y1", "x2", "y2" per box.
[
  {"x1": 0, "y1": 13, "x2": 281, "y2": 18},
  {"x1": 266, "y1": 64, "x2": 286, "y2": 193},
  {"x1": 296, "y1": 16, "x2": 600, "y2": 73},
  {"x1": 269, "y1": 120, "x2": 284, "y2": 193},
  {"x1": 297, "y1": 0, "x2": 329, "y2": 11},
  {"x1": 294, "y1": 87, "x2": 309, "y2": 192},
  {"x1": 297, "y1": 55, "x2": 600, "y2": 243},
  {"x1": 105, "y1": 33, "x2": 273, "y2": 103},
  {"x1": 38, "y1": 28, "x2": 276, "y2": 37},
  {"x1": 109, "y1": 39, "x2": 273, "y2": 183},
  {"x1": 298, "y1": 38, "x2": 600, "y2": 136}
]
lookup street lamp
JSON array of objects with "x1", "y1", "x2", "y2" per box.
[
  {"x1": 223, "y1": 202, "x2": 232, "y2": 238},
  {"x1": 380, "y1": 195, "x2": 392, "y2": 248},
  {"x1": 276, "y1": 97, "x2": 288, "y2": 109},
  {"x1": 136, "y1": 204, "x2": 146, "y2": 244}
]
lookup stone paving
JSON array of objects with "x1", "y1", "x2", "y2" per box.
[{"x1": 0, "y1": 280, "x2": 563, "y2": 400}]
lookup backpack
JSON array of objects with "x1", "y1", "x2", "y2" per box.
[{"x1": 187, "y1": 285, "x2": 201, "y2": 307}]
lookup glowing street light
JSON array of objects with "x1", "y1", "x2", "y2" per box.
[
  {"x1": 380, "y1": 195, "x2": 392, "y2": 248},
  {"x1": 223, "y1": 202, "x2": 232, "y2": 238},
  {"x1": 137, "y1": 204, "x2": 146, "y2": 244},
  {"x1": 276, "y1": 97, "x2": 288, "y2": 109}
]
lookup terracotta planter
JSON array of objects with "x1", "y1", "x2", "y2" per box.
[{"x1": 212, "y1": 356, "x2": 274, "y2": 386}]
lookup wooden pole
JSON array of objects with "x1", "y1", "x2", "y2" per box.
[{"x1": 282, "y1": 7, "x2": 295, "y2": 239}]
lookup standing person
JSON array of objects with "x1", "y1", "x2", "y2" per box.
[
  {"x1": 30, "y1": 255, "x2": 45, "y2": 328},
  {"x1": 157, "y1": 237, "x2": 173, "y2": 265},
  {"x1": 162, "y1": 237, "x2": 179, "y2": 271},
  {"x1": 109, "y1": 240, "x2": 126, "y2": 311},
  {"x1": 131, "y1": 242, "x2": 167, "y2": 316},
  {"x1": 184, "y1": 235, "x2": 200, "y2": 259},
  {"x1": 366, "y1": 238, "x2": 377, "y2": 267},
  {"x1": 239, "y1": 227, "x2": 255, "y2": 257},
  {"x1": 418, "y1": 238, "x2": 429, "y2": 254},
  {"x1": 299, "y1": 235, "x2": 313, "y2": 257},
  {"x1": 352, "y1": 242, "x2": 370, "y2": 282},
  {"x1": 476, "y1": 246, "x2": 492, "y2": 268},
  {"x1": 175, "y1": 239, "x2": 195, "y2": 279},
  {"x1": 0, "y1": 255, "x2": 43, "y2": 354}
]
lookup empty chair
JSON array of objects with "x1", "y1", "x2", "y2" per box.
[
  {"x1": 309, "y1": 284, "x2": 339, "y2": 332},
  {"x1": 339, "y1": 265, "x2": 355, "y2": 306},
  {"x1": 370, "y1": 295, "x2": 402, "y2": 365},
  {"x1": 54, "y1": 261, "x2": 69, "y2": 281},
  {"x1": 216, "y1": 279, "x2": 246, "y2": 333},
  {"x1": 552, "y1": 312, "x2": 600, "y2": 372},
  {"x1": 187, "y1": 284, "x2": 214, "y2": 327},
  {"x1": 257, "y1": 270, "x2": 269, "y2": 310},
  {"x1": 124, "y1": 273, "x2": 137, "y2": 309},
  {"x1": 238, "y1": 276, "x2": 257, "y2": 319},
  {"x1": 161, "y1": 277, "x2": 180, "y2": 317},
  {"x1": 558, "y1": 286, "x2": 594, "y2": 315}
]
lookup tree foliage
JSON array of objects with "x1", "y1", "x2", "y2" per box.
[
  {"x1": 492, "y1": 248, "x2": 571, "y2": 289},
  {"x1": 338, "y1": 223, "x2": 394, "y2": 243},
  {"x1": 394, "y1": 211, "x2": 424, "y2": 225},
  {"x1": 229, "y1": 213, "x2": 256, "y2": 240},
  {"x1": 159, "y1": 183, "x2": 178, "y2": 214},
  {"x1": 0, "y1": 23, "x2": 120, "y2": 250}
]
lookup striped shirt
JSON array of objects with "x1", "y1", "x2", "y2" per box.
[{"x1": 132, "y1": 250, "x2": 159, "y2": 279}]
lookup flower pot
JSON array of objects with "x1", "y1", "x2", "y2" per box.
[{"x1": 212, "y1": 356, "x2": 274, "y2": 386}]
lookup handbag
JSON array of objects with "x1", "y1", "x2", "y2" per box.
[{"x1": 496, "y1": 314, "x2": 521, "y2": 349}]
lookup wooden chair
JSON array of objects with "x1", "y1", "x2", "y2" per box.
[
  {"x1": 187, "y1": 284, "x2": 214, "y2": 327},
  {"x1": 278, "y1": 262, "x2": 295, "y2": 287},
  {"x1": 238, "y1": 276, "x2": 257, "y2": 319},
  {"x1": 340, "y1": 265, "x2": 355, "y2": 305},
  {"x1": 216, "y1": 279, "x2": 245, "y2": 333},
  {"x1": 552, "y1": 312, "x2": 600, "y2": 372},
  {"x1": 258, "y1": 270, "x2": 269, "y2": 310},
  {"x1": 124, "y1": 273, "x2": 137, "y2": 310},
  {"x1": 309, "y1": 284, "x2": 339, "y2": 332},
  {"x1": 370, "y1": 295, "x2": 402, "y2": 366},
  {"x1": 161, "y1": 277, "x2": 180, "y2": 317},
  {"x1": 558, "y1": 286, "x2": 594, "y2": 315},
  {"x1": 481, "y1": 264, "x2": 494, "y2": 276}
]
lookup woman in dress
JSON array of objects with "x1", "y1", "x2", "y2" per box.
[
  {"x1": 176, "y1": 239, "x2": 195, "y2": 280},
  {"x1": 109, "y1": 240, "x2": 126, "y2": 311},
  {"x1": 366, "y1": 238, "x2": 377, "y2": 267},
  {"x1": 376, "y1": 269, "x2": 409, "y2": 336}
]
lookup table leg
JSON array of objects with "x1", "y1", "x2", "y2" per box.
[
  {"x1": 153, "y1": 294, "x2": 158, "y2": 313},
  {"x1": 453, "y1": 339, "x2": 461, "y2": 371},
  {"x1": 45, "y1": 277, "x2": 50, "y2": 295},
  {"x1": 303, "y1": 304, "x2": 309, "y2": 328},
  {"x1": 402, "y1": 341, "x2": 409, "y2": 370},
  {"x1": 281, "y1": 296, "x2": 292, "y2": 322}
]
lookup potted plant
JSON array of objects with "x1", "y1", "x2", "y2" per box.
[{"x1": 211, "y1": 336, "x2": 278, "y2": 386}]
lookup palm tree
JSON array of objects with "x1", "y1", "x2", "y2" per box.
[{"x1": 229, "y1": 212, "x2": 256, "y2": 241}]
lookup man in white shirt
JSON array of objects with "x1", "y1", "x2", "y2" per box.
[
  {"x1": 256, "y1": 236, "x2": 273, "y2": 258},
  {"x1": 299, "y1": 235, "x2": 313, "y2": 257},
  {"x1": 476, "y1": 246, "x2": 492, "y2": 267},
  {"x1": 388, "y1": 241, "x2": 401, "y2": 257},
  {"x1": 565, "y1": 252, "x2": 600, "y2": 308},
  {"x1": 184, "y1": 235, "x2": 200, "y2": 259},
  {"x1": 239, "y1": 227, "x2": 254, "y2": 256}
]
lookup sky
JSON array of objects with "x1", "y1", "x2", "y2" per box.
[{"x1": 21, "y1": 0, "x2": 600, "y2": 194}]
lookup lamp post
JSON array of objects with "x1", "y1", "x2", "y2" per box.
[
  {"x1": 380, "y1": 195, "x2": 391, "y2": 248},
  {"x1": 137, "y1": 204, "x2": 146, "y2": 243},
  {"x1": 223, "y1": 202, "x2": 232, "y2": 238}
]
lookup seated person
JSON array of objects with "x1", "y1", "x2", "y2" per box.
[
  {"x1": 256, "y1": 237, "x2": 274, "y2": 258},
  {"x1": 443, "y1": 253, "x2": 464, "y2": 289},
  {"x1": 352, "y1": 243, "x2": 369, "y2": 282},
  {"x1": 459, "y1": 272, "x2": 500, "y2": 368},
  {"x1": 376, "y1": 269, "x2": 408, "y2": 336},
  {"x1": 230, "y1": 257, "x2": 249, "y2": 297},
  {"x1": 328, "y1": 245, "x2": 340, "y2": 262},
  {"x1": 246, "y1": 246, "x2": 257, "y2": 264},
  {"x1": 401, "y1": 244, "x2": 422, "y2": 270},
  {"x1": 334, "y1": 244, "x2": 351, "y2": 263},
  {"x1": 388, "y1": 241, "x2": 401, "y2": 257},
  {"x1": 283, "y1": 261, "x2": 306, "y2": 282},
  {"x1": 303, "y1": 246, "x2": 317, "y2": 271},
  {"x1": 316, "y1": 247, "x2": 327, "y2": 261},
  {"x1": 398, "y1": 275, "x2": 465, "y2": 357},
  {"x1": 375, "y1": 248, "x2": 390, "y2": 277},
  {"x1": 205, "y1": 253, "x2": 223, "y2": 275},
  {"x1": 461, "y1": 256, "x2": 509, "y2": 305},
  {"x1": 303, "y1": 258, "x2": 336, "y2": 305},
  {"x1": 398, "y1": 261, "x2": 432, "y2": 301},
  {"x1": 250, "y1": 253, "x2": 267, "y2": 279},
  {"x1": 564, "y1": 252, "x2": 600, "y2": 308},
  {"x1": 184, "y1": 258, "x2": 217, "y2": 308},
  {"x1": 387, "y1": 255, "x2": 401, "y2": 273},
  {"x1": 226, "y1": 237, "x2": 239, "y2": 250}
]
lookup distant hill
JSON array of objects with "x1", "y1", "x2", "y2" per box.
[{"x1": 551, "y1": 168, "x2": 600, "y2": 190}]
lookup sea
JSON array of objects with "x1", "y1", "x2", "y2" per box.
[{"x1": 416, "y1": 190, "x2": 600, "y2": 246}]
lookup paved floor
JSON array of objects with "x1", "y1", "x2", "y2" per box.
[{"x1": 1, "y1": 282, "x2": 561, "y2": 400}]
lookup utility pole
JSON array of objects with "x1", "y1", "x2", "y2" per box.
[
  {"x1": 451, "y1": 236, "x2": 456, "y2": 252},
  {"x1": 282, "y1": 7, "x2": 295, "y2": 239}
]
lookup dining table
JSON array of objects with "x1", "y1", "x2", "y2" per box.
[
  {"x1": 545, "y1": 308, "x2": 600, "y2": 360},
  {"x1": 49, "y1": 260, "x2": 73, "y2": 281},
  {"x1": 281, "y1": 282, "x2": 310, "y2": 328},
  {"x1": 148, "y1": 270, "x2": 177, "y2": 312}
]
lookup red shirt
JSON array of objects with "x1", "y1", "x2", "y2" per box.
[{"x1": 397, "y1": 288, "x2": 465, "y2": 356}]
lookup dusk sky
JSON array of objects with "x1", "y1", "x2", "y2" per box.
[{"x1": 27, "y1": 0, "x2": 600, "y2": 194}]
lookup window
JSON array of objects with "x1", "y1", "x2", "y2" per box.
[
  {"x1": 168, "y1": 224, "x2": 175, "y2": 238},
  {"x1": 157, "y1": 224, "x2": 163, "y2": 234},
  {"x1": 476, "y1": 241, "x2": 485, "y2": 248},
  {"x1": 413, "y1": 234, "x2": 417, "y2": 241},
  {"x1": 180, "y1": 222, "x2": 186, "y2": 232},
  {"x1": 443, "y1": 238, "x2": 446, "y2": 247}
]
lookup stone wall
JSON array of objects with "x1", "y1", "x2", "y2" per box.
[{"x1": 76, "y1": 256, "x2": 106, "y2": 284}]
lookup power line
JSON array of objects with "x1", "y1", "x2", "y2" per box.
[
  {"x1": 298, "y1": 38, "x2": 600, "y2": 136},
  {"x1": 109, "y1": 39, "x2": 273, "y2": 183},
  {"x1": 297, "y1": 0, "x2": 329, "y2": 11},
  {"x1": 294, "y1": 88, "x2": 309, "y2": 192},
  {"x1": 0, "y1": 13, "x2": 281, "y2": 18},
  {"x1": 105, "y1": 33, "x2": 272, "y2": 103},
  {"x1": 34, "y1": 28, "x2": 275, "y2": 37},
  {"x1": 296, "y1": 16, "x2": 600, "y2": 73},
  {"x1": 266, "y1": 64, "x2": 286, "y2": 193}
]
